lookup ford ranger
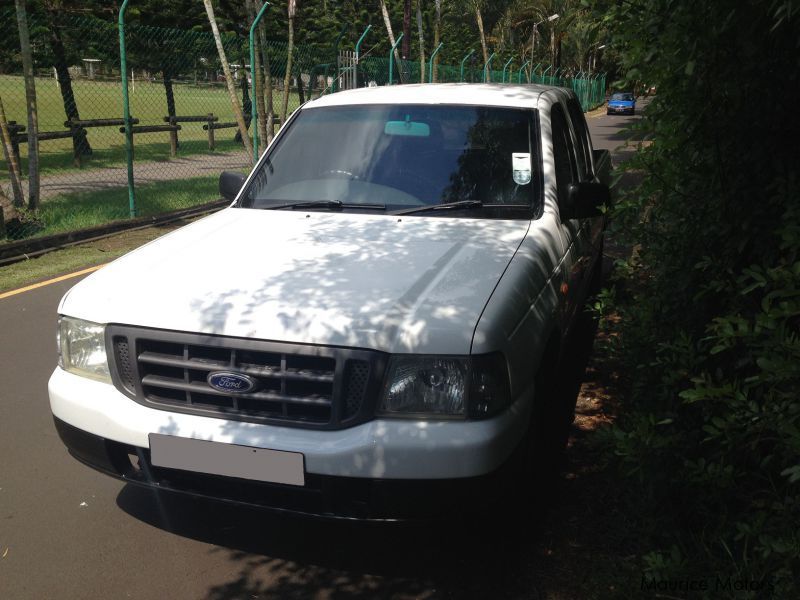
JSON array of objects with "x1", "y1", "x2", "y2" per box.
[{"x1": 49, "y1": 84, "x2": 611, "y2": 520}]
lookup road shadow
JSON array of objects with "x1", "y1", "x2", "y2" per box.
[{"x1": 117, "y1": 481, "x2": 554, "y2": 599}]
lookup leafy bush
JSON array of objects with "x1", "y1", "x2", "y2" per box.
[{"x1": 593, "y1": 0, "x2": 800, "y2": 593}]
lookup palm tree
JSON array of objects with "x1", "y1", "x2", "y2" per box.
[{"x1": 202, "y1": 0, "x2": 254, "y2": 159}]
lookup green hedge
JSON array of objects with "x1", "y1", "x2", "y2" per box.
[{"x1": 595, "y1": 0, "x2": 800, "y2": 595}]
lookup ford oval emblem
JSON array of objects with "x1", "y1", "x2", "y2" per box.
[{"x1": 207, "y1": 371, "x2": 258, "y2": 394}]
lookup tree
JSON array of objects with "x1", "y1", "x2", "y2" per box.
[
  {"x1": 202, "y1": 0, "x2": 253, "y2": 158},
  {"x1": 473, "y1": 0, "x2": 488, "y2": 66},
  {"x1": 416, "y1": 0, "x2": 425, "y2": 82},
  {"x1": 402, "y1": 0, "x2": 411, "y2": 59},
  {"x1": 587, "y1": 0, "x2": 800, "y2": 592},
  {"x1": 432, "y1": 0, "x2": 441, "y2": 81},
  {"x1": 280, "y1": 0, "x2": 297, "y2": 126},
  {"x1": 378, "y1": 0, "x2": 403, "y2": 81},
  {"x1": 14, "y1": 0, "x2": 39, "y2": 211},
  {"x1": 0, "y1": 95, "x2": 23, "y2": 212},
  {"x1": 42, "y1": 1, "x2": 92, "y2": 161}
]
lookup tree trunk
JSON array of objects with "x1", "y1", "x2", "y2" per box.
[
  {"x1": 296, "y1": 69, "x2": 305, "y2": 105},
  {"x1": 15, "y1": 0, "x2": 39, "y2": 210},
  {"x1": 163, "y1": 69, "x2": 178, "y2": 148},
  {"x1": 202, "y1": 0, "x2": 253, "y2": 158},
  {"x1": 379, "y1": 0, "x2": 404, "y2": 82},
  {"x1": 402, "y1": 0, "x2": 411, "y2": 60},
  {"x1": 280, "y1": 3, "x2": 296, "y2": 126},
  {"x1": 433, "y1": 0, "x2": 441, "y2": 82},
  {"x1": 417, "y1": 0, "x2": 425, "y2": 82},
  {"x1": 235, "y1": 77, "x2": 253, "y2": 144},
  {"x1": 48, "y1": 17, "x2": 92, "y2": 159},
  {"x1": 475, "y1": 2, "x2": 488, "y2": 67},
  {"x1": 0, "y1": 185, "x2": 9, "y2": 239},
  {"x1": 256, "y1": 14, "x2": 274, "y2": 144},
  {"x1": 0, "y1": 95, "x2": 23, "y2": 211},
  {"x1": 555, "y1": 34, "x2": 562, "y2": 70},
  {"x1": 262, "y1": 39, "x2": 275, "y2": 144}
]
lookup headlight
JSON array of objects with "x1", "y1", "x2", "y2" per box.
[
  {"x1": 378, "y1": 353, "x2": 510, "y2": 419},
  {"x1": 57, "y1": 316, "x2": 111, "y2": 383}
]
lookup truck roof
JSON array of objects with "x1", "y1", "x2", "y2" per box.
[{"x1": 304, "y1": 83, "x2": 554, "y2": 110}]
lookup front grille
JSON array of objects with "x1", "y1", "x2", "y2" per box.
[{"x1": 107, "y1": 326, "x2": 384, "y2": 430}]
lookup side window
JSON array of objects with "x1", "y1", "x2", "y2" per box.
[
  {"x1": 566, "y1": 99, "x2": 593, "y2": 182},
  {"x1": 551, "y1": 104, "x2": 578, "y2": 208}
]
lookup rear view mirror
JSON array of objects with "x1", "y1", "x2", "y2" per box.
[
  {"x1": 384, "y1": 119, "x2": 430, "y2": 137},
  {"x1": 219, "y1": 171, "x2": 247, "y2": 202},
  {"x1": 562, "y1": 182, "x2": 610, "y2": 220}
]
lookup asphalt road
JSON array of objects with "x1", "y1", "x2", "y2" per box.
[{"x1": 0, "y1": 102, "x2": 644, "y2": 600}]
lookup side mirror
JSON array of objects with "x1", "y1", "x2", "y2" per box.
[
  {"x1": 219, "y1": 171, "x2": 247, "y2": 202},
  {"x1": 562, "y1": 182, "x2": 610, "y2": 220}
]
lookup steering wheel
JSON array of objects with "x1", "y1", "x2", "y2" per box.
[{"x1": 320, "y1": 169, "x2": 360, "y2": 181}]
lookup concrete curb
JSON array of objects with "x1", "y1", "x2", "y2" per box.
[{"x1": 0, "y1": 199, "x2": 228, "y2": 267}]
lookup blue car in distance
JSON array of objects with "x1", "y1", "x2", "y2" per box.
[{"x1": 607, "y1": 92, "x2": 636, "y2": 115}]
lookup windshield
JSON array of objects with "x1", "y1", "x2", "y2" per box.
[
  {"x1": 611, "y1": 93, "x2": 634, "y2": 101},
  {"x1": 239, "y1": 104, "x2": 538, "y2": 215}
]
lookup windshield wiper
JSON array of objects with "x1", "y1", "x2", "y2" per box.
[
  {"x1": 392, "y1": 200, "x2": 484, "y2": 216},
  {"x1": 265, "y1": 200, "x2": 386, "y2": 211}
]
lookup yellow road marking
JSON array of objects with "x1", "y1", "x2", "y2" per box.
[{"x1": 0, "y1": 264, "x2": 106, "y2": 300}]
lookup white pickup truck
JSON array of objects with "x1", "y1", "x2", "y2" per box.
[{"x1": 50, "y1": 84, "x2": 610, "y2": 520}]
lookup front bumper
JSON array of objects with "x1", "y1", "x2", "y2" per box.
[
  {"x1": 49, "y1": 368, "x2": 533, "y2": 519},
  {"x1": 54, "y1": 416, "x2": 526, "y2": 521}
]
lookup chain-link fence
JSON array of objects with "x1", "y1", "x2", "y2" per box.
[
  {"x1": 0, "y1": 9, "x2": 327, "y2": 246},
  {"x1": 0, "y1": 7, "x2": 605, "y2": 251}
]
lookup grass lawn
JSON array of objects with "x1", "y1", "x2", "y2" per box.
[
  {"x1": 28, "y1": 175, "x2": 221, "y2": 237},
  {"x1": 0, "y1": 74, "x2": 298, "y2": 175},
  {"x1": 0, "y1": 222, "x2": 193, "y2": 293}
]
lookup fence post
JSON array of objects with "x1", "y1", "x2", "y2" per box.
[
  {"x1": 483, "y1": 52, "x2": 496, "y2": 83},
  {"x1": 460, "y1": 49, "x2": 475, "y2": 82},
  {"x1": 355, "y1": 25, "x2": 372, "y2": 87},
  {"x1": 502, "y1": 57, "x2": 513, "y2": 83},
  {"x1": 249, "y1": 1, "x2": 270, "y2": 163},
  {"x1": 428, "y1": 42, "x2": 443, "y2": 83},
  {"x1": 531, "y1": 63, "x2": 541, "y2": 83},
  {"x1": 207, "y1": 113, "x2": 215, "y2": 150},
  {"x1": 168, "y1": 118, "x2": 178, "y2": 157},
  {"x1": 518, "y1": 60, "x2": 531, "y2": 83},
  {"x1": 332, "y1": 23, "x2": 349, "y2": 93},
  {"x1": 542, "y1": 65, "x2": 552, "y2": 85},
  {"x1": 118, "y1": 0, "x2": 135, "y2": 218},
  {"x1": 389, "y1": 33, "x2": 404, "y2": 85}
]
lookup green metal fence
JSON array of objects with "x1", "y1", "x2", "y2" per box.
[
  {"x1": 354, "y1": 54, "x2": 605, "y2": 110},
  {"x1": 0, "y1": 6, "x2": 606, "y2": 250},
  {"x1": 0, "y1": 9, "x2": 333, "y2": 245}
]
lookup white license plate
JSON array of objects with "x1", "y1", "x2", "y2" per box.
[{"x1": 149, "y1": 434, "x2": 305, "y2": 486}]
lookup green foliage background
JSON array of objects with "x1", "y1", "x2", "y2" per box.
[{"x1": 593, "y1": 0, "x2": 800, "y2": 593}]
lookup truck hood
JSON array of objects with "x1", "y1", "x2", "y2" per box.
[{"x1": 61, "y1": 208, "x2": 530, "y2": 354}]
